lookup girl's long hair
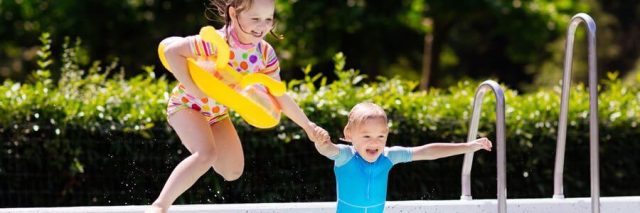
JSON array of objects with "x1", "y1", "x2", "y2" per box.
[{"x1": 206, "y1": 0, "x2": 283, "y2": 41}]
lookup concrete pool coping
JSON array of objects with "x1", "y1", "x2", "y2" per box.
[{"x1": 2, "y1": 196, "x2": 639, "y2": 213}]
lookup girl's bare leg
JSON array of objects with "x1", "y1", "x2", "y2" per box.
[
  {"x1": 147, "y1": 110, "x2": 242, "y2": 212},
  {"x1": 208, "y1": 117, "x2": 244, "y2": 181}
]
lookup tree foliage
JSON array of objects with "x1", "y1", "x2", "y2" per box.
[{"x1": 1, "y1": 0, "x2": 638, "y2": 89}]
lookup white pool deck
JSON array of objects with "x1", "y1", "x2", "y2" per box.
[{"x1": 2, "y1": 196, "x2": 639, "y2": 213}]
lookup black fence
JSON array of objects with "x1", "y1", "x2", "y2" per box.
[{"x1": 1, "y1": 121, "x2": 639, "y2": 207}]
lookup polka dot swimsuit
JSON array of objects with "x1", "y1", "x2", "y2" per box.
[{"x1": 166, "y1": 27, "x2": 281, "y2": 125}]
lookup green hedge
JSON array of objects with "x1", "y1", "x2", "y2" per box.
[{"x1": 1, "y1": 34, "x2": 639, "y2": 207}]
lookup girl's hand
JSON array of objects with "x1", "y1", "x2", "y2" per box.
[
  {"x1": 305, "y1": 122, "x2": 330, "y2": 144},
  {"x1": 471, "y1": 137, "x2": 492, "y2": 152}
]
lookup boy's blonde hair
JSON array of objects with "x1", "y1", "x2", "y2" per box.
[{"x1": 344, "y1": 102, "x2": 388, "y2": 133}]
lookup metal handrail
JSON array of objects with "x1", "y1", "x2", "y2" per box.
[
  {"x1": 460, "y1": 80, "x2": 507, "y2": 213},
  {"x1": 552, "y1": 13, "x2": 600, "y2": 213}
]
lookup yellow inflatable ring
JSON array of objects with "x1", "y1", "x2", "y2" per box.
[{"x1": 158, "y1": 26, "x2": 285, "y2": 129}]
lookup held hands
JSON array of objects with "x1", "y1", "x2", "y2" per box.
[
  {"x1": 304, "y1": 122, "x2": 330, "y2": 144},
  {"x1": 470, "y1": 137, "x2": 492, "y2": 152}
]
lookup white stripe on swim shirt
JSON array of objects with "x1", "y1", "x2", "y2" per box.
[{"x1": 338, "y1": 199, "x2": 385, "y2": 209}]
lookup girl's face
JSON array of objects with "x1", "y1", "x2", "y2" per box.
[
  {"x1": 344, "y1": 117, "x2": 389, "y2": 163},
  {"x1": 230, "y1": 0, "x2": 275, "y2": 45}
]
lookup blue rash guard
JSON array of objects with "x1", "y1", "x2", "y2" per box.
[{"x1": 328, "y1": 144, "x2": 413, "y2": 213}]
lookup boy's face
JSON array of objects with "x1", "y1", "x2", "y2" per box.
[
  {"x1": 344, "y1": 117, "x2": 389, "y2": 163},
  {"x1": 231, "y1": 0, "x2": 275, "y2": 45}
]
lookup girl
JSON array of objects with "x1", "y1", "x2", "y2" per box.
[{"x1": 147, "y1": 0, "x2": 328, "y2": 212}]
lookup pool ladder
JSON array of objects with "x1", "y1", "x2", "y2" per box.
[
  {"x1": 457, "y1": 13, "x2": 600, "y2": 213},
  {"x1": 553, "y1": 13, "x2": 600, "y2": 213},
  {"x1": 460, "y1": 80, "x2": 507, "y2": 213}
]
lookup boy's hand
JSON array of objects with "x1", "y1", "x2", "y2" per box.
[{"x1": 471, "y1": 137, "x2": 492, "y2": 152}]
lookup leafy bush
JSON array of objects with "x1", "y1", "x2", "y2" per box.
[{"x1": 1, "y1": 34, "x2": 639, "y2": 207}]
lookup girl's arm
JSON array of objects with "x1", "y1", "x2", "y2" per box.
[
  {"x1": 276, "y1": 94, "x2": 338, "y2": 157},
  {"x1": 276, "y1": 94, "x2": 325, "y2": 143},
  {"x1": 410, "y1": 138, "x2": 492, "y2": 161},
  {"x1": 163, "y1": 37, "x2": 207, "y2": 98}
]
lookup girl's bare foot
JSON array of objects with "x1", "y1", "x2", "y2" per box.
[{"x1": 144, "y1": 204, "x2": 167, "y2": 213}]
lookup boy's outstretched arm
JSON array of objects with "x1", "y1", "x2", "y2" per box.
[{"x1": 410, "y1": 138, "x2": 492, "y2": 161}]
